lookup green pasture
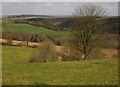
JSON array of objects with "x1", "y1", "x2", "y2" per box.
[
  {"x1": 2, "y1": 46, "x2": 118, "y2": 85},
  {"x1": 2, "y1": 22, "x2": 71, "y2": 37}
]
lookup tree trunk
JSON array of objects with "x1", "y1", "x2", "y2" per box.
[
  {"x1": 26, "y1": 41, "x2": 29, "y2": 46},
  {"x1": 82, "y1": 53, "x2": 87, "y2": 60}
]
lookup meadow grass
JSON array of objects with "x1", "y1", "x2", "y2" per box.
[
  {"x1": 2, "y1": 46, "x2": 35, "y2": 64},
  {"x1": 2, "y1": 46, "x2": 118, "y2": 85},
  {"x1": 2, "y1": 22, "x2": 71, "y2": 37}
]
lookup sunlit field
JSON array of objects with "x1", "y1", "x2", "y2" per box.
[{"x1": 2, "y1": 46, "x2": 118, "y2": 85}]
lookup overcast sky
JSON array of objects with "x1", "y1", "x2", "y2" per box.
[{"x1": 1, "y1": 2, "x2": 119, "y2": 16}]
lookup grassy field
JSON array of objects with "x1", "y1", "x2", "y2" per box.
[
  {"x1": 2, "y1": 22, "x2": 71, "y2": 37},
  {"x1": 2, "y1": 46, "x2": 118, "y2": 85},
  {"x1": 2, "y1": 46, "x2": 35, "y2": 64}
]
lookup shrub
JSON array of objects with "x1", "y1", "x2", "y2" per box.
[
  {"x1": 29, "y1": 42, "x2": 58, "y2": 63},
  {"x1": 98, "y1": 33, "x2": 118, "y2": 49},
  {"x1": 59, "y1": 41, "x2": 106, "y2": 61},
  {"x1": 58, "y1": 42, "x2": 82, "y2": 61},
  {"x1": 46, "y1": 35, "x2": 65, "y2": 46},
  {"x1": 35, "y1": 34, "x2": 48, "y2": 42},
  {"x1": 2, "y1": 31, "x2": 13, "y2": 45},
  {"x1": 12, "y1": 32, "x2": 23, "y2": 41},
  {"x1": 88, "y1": 47, "x2": 106, "y2": 59},
  {"x1": 53, "y1": 38, "x2": 65, "y2": 46}
]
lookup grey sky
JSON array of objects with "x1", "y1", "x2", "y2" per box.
[{"x1": 2, "y1": 2, "x2": 118, "y2": 16}]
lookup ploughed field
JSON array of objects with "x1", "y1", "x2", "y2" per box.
[{"x1": 2, "y1": 46, "x2": 118, "y2": 85}]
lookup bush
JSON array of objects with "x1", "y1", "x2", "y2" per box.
[
  {"x1": 59, "y1": 41, "x2": 107, "y2": 61},
  {"x1": 46, "y1": 35, "x2": 65, "y2": 46},
  {"x1": 2, "y1": 31, "x2": 13, "y2": 45},
  {"x1": 58, "y1": 42, "x2": 82, "y2": 61},
  {"x1": 12, "y1": 32, "x2": 24, "y2": 41},
  {"x1": 53, "y1": 38, "x2": 65, "y2": 46},
  {"x1": 39, "y1": 34, "x2": 49, "y2": 42},
  {"x1": 98, "y1": 33, "x2": 118, "y2": 49},
  {"x1": 29, "y1": 42, "x2": 58, "y2": 63},
  {"x1": 88, "y1": 47, "x2": 106, "y2": 59}
]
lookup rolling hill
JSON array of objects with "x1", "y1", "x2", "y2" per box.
[{"x1": 2, "y1": 22, "x2": 71, "y2": 37}]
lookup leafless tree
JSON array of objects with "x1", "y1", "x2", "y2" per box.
[{"x1": 71, "y1": 4, "x2": 107, "y2": 60}]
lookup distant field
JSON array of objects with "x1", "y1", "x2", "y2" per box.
[
  {"x1": 2, "y1": 22, "x2": 71, "y2": 37},
  {"x1": 2, "y1": 46, "x2": 118, "y2": 85}
]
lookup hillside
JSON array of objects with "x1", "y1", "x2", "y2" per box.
[
  {"x1": 2, "y1": 22, "x2": 71, "y2": 37},
  {"x1": 3, "y1": 15, "x2": 119, "y2": 34}
]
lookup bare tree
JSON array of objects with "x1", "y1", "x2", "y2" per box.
[{"x1": 71, "y1": 4, "x2": 106, "y2": 60}]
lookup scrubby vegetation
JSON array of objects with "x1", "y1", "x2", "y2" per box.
[
  {"x1": 2, "y1": 30, "x2": 69, "y2": 46},
  {"x1": 29, "y1": 42, "x2": 59, "y2": 63}
]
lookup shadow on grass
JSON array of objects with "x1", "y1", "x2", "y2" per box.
[
  {"x1": 33, "y1": 82, "x2": 49, "y2": 85},
  {"x1": 2, "y1": 82, "x2": 49, "y2": 87}
]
